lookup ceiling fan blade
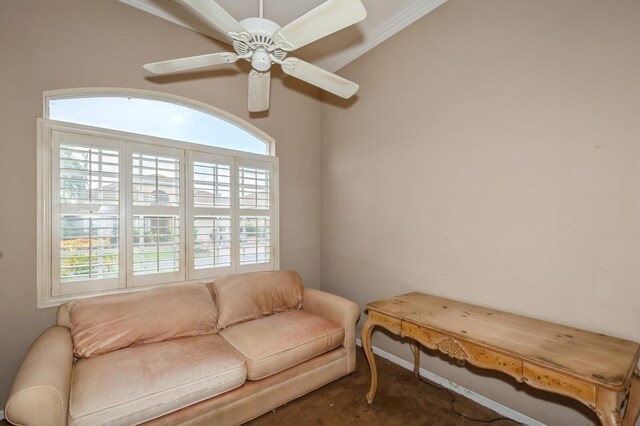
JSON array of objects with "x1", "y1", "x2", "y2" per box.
[
  {"x1": 144, "y1": 52, "x2": 239, "y2": 74},
  {"x1": 182, "y1": 0, "x2": 251, "y2": 41},
  {"x1": 273, "y1": 0, "x2": 366, "y2": 51},
  {"x1": 248, "y1": 70, "x2": 271, "y2": 112},
  {"x1": 281, "y1": 58, "x2": 359, "y2": 99}
]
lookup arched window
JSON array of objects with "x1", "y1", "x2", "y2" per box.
[
  {"x1": 45, "y1": 89, "x2": 272, "y2": 155},
  {"x1": 37, "y1": 89, "x2": 279, "y2": 307}
]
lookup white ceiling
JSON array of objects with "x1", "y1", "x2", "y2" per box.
[{"x1": 120, "y1": 0, "x2": 448, "y2": 72}]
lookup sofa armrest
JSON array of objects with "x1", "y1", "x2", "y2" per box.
[
  {"x1": 5, "y1": 326, "x2": 73, "y2": 426},
  {"x1": 302, "y1": 288, "x2": 360, "y2": 373}
]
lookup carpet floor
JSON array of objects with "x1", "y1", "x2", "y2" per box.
[
  {"x1": 246, "y1": 348, "x2": 521, "y2": 426},
  {"x1": 0, "y1": 349, "x2": 522, "y2": 426}
]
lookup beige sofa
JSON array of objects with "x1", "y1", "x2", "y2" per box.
[{"x1": 5, "y1": 271, "x2": 360, "y2": 426}]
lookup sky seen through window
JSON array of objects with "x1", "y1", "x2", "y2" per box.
[{"x1": 48, "y1": 97, "x2": 268, "y2": 155}]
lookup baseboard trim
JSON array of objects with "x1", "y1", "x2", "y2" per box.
[{"x1": 355, "y1": 339, "x2": 544, "y2": 426}]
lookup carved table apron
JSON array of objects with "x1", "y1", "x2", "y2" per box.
[{"x1": 362, "y1": 292, "x2": 640, "y2": 426}]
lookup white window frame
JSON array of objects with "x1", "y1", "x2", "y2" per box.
[{"x1": 37, "y1": 90, "x2": 278, "y2": 308}]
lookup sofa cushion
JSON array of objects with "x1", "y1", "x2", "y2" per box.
[
  {"x1": 214, "y1": 270, "x2": 303, "y2": 330},
  {"x1": 68, "y1": 284, "x2": 217, "y2": 358},
  {"x1": 220, "y1": 310, "x2": 344, "y2": 380},
  {"x1": 68, "y1": 334, "x2": 246, "y2": 426}
]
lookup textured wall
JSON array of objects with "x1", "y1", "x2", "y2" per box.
[
  {"x1": 0, "y1": 0, "x2": 323, "y2": 405},
  {"x1": 321, "y1": 1, "x2": 640, "y2": 424}
]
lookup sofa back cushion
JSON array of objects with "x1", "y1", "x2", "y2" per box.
[
  {"x1": 214, "y1": 271, "x2": 303, "y2": 330},
  {"x1": 67, "y1": 284, "x2": 217, "y2": 358}
]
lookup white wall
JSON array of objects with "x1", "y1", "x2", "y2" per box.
[{"x1": 3, "y1": 1, "x2": 639, "y2": 423}]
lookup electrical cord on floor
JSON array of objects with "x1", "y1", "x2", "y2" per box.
[{"x1": 416, "y1": 375, "x2": 527, "y2": 425}]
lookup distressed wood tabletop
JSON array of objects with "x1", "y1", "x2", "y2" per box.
[{"x1": 366, "y1": 292, "x2": 640, "y2": 389}]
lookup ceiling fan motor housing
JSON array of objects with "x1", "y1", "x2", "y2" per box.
[{"x1": 234, "y1": 17, "x2": 287, "y2": 71}]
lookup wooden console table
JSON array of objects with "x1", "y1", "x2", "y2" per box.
[{"x1": 362, "y1": 292, "x2": 640, "y2": 426}]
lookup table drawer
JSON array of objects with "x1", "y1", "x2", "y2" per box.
[
  {"x1": 369, "y1": 310, "x2": 402, "y2": 333},
  {"x1": 522, "y1": 362, "x2": 596, "y2": 407},
  {"x1": 402, "y1": 321, "x2": 522, "y2": 382}
]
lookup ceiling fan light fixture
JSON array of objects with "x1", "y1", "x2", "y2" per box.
[
  {"x1": 251, "y1": 49, "x2": 272, "y2": 72},
  {"x1": 232, "y1": 17, "x2": 288, "y2": 66}
]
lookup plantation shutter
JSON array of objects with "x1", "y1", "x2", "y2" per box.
[
  {"x1": 51, "y1": 131, "x2": 125, "y2": 296},
  {"x1": 129, "y1": 144, "x2": 185, "y2": 286},
  {"x1": 39, "y1": 119, "x2": 278, "y2": 307},
  {"x1": 237, "y1": 160, "x2": 275, "y2": 270},
  {"x1": 187, "y1": 152, "x2": 234, "y2": 279}
]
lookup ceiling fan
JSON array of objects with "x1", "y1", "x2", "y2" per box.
[{"x1": 143, "y1": 0, "x2": 367, "y2": 112}]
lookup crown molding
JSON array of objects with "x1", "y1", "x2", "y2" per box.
[{"x1": 318, "y1": 0, "x2": 448, "y2": 73}]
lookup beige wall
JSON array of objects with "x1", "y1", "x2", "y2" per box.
[
  {"x1": 321, "y1": 0, "x2": 640, "y2": 425},
  {"x1": 3, "y1": 0, "x2": 640, "y2": 423},
  {"x1": 0, "y1": 0, "x2": 323, "y2": 405}
]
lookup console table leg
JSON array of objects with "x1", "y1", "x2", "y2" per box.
[
  {"x1": 597, "y1": 388, "x2": 623, "y2": 426},
  {"x1": 362, "y1": 318, "x2": 377, "y2": 404},
  {"x1": 622, "y1": 369, "x2": 640, "y2": 426},
  {"x1": 410, "y1": 341, "x2": 420, "y2": 378}
]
